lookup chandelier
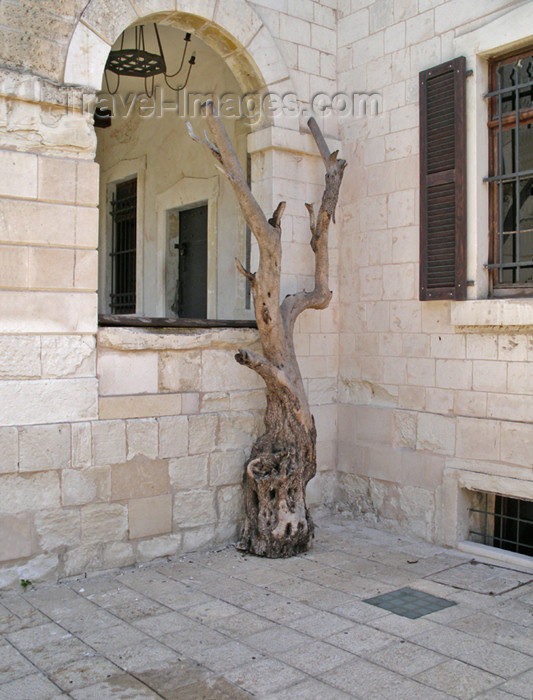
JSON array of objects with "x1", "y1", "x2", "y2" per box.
[{"x1": 104, "y1": 24, "x2": 196, "y2": 98}]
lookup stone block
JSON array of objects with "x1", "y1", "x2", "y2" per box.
[
  {"x1": 209, "y1": 451, "x2": 244, "y2": 487},
  {"x1": 4, "y1": 553, "x2": 59, "y2": 587},
  {"x1": 61, "y1": 544, "x2": 100, "y2": 578},
  {"x1": 158, "y1": 415, "x2": 188, "y2": 458},
  {"x1": 0, "y1": 244, "x2": 28, "y2": 288},
  {"x1": 173, "y1": 490, "x2": 216, "y2": 527},
  {"x1": 181, "y1": 392, "x2": 200, "y2": 414},
  {"x1": 80, "y1": 0, "x2": 138, "y2": 45},
  {"x1": 111, "y1": 455, "x2": 169, "y2": 501},
  {"x1": 401, "y1": 451, "x2": 444, "y2": 491},
  {"x1": 28, "y1": 247, "x2": 75, "y2": 290},
  {"x1": 71, "y1": 422, "x2": 92, "y2": 468},
  {"x1": 217, "y1": 485, "x2": 243, "y2": 522},
  {"x1": 0, "y1": 427, "x2": 18, "y2": 473},
  {"x1": 135, "y1": 534, "x2": 181, "y2": 563},
  {"x1": 456, "y1": 417, "x2": 500, "y2": 461},
  {"x1": 74, "y1": 249, "x2": 98, "y2": 291},
  {"x1": 230, "y1": 390, "x2": 266, "y2": 411},
  {"x1": 354, "y1": 405, "x2": 393, "y2": 446},
  {"x1": 500, "y1": 422, "x2": 533, "y2": 467},
  {"x1": 19, "y1": 423, "x2": 70, "y2": 472},
  {"x1": 128, "y1": 494, "x2": 172, "y2": 539},
  {"x1": 0, "y1": 472, "x2": 60, "y2": 514},
  {"x1": 182, "y1": 525, "x2": 217, "y2": 553},
  {"x1": 0, "y1": 335, "x2": 41, "y2": 379},
  {"x1": 200, "y1": 392, "x2": 231, "y2": 413},
  {"x1": 201, "y1": 349, "x2": 264, "y2": 392},
  {"x1": 62, "y1": 466, "x2": 110, "y2": 506},
  {"x1": 454, "y1": 390, "x2": 487, "y2": 418},
  {"x1": 75, "y1": 205, "x2": 99, "y2": 248},
  {"x1": 308, "y1": 377, "x2": 337, "y2": 405},
  {"x1": 125, "y1": 417, "x2": 159, "y2": 460},
  {"x1": 38, "y1": 155, "x2": 77, "y2": 204},
  {"x1": 97, "y1": 349, "x2": 159, "y2": 396},
  {"x1": 81, "y1": 503, "x2": 128, "y2": 545},
  {"x1": 159, "y1": 350, "x2": 201, "y2": 392},
  {"x1": 34, "y1": 508, "x2": 80, "y2": 551},
  {"x1": 473, "y1": 360, "x2": 507, "y2": 393},
  {"x1": 99, "y1": 393, "x2": 182, "y2": 419},
  {"x1": 436, "y1": 359, "x2": 472, "y2": 390},
  {"x1": 101, "y1": 541, "x2": 135, "y2": 570},
  {"x1": 0, "y1": 149, "x2": 37, "y2": 199},
  {"x1": 92, "y1": 419, "x2": 126, "y2": 465},
  {"x1": 426, "y1": 388, "x2": 454, "y2": 415},
  {"x1": 430, "y1": 334, "x2": 466, "y2": 359},
  {"x1": 313, "y1": 404, "x2": 337, "y2": 443},
  {"x1": 407, "y1": 358, "x2": 435, "y2": 386},
  {"x1": 217, "y1": 411, "x2": 260, "y2": 452},
  {"x1": 0, "y1": 514, "x2": 34, "y2": 562},
  {"x1": 41, "y1": 334, "x2": 96, "y2": 378},
  {"x1": 188, "y1": 413, "x2": 218, "y2": 454},
  {"x1": 169, "y1": 455, "x2": 208, "y2": 490},
  {"x1": 0, "y1": 199, "x2": 77, "y2": 247},
  {"x1": 393, "y1": 410, "x2": 417, "y2": 449},
  {"x1": 0, "y1": 291, "x2": 97, "y2": 335},
  {"x1": 416, "y1": 412, "x2": 455, "y2": 456}
]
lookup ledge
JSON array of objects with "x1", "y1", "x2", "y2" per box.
[{"x1": 451, "y1": 299, "x2": 533, "y2": 328}]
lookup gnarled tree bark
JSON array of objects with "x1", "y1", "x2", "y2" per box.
[{"x1": 188, "y1": 104, "x2": 346, "y2": 557}]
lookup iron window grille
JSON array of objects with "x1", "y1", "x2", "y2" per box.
[
  {"x1": 486, "y1": 49, "x2": 533, "y2": 292},
  {"x1": 469, "y1": 492, "x2": 533, "y2": 557},
  {"x1": 110, "y1": 177, "x2": 137, "y2": 314}
]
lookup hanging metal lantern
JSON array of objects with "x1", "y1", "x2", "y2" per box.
[{"x1": 103, "y1": 24, "x2": 196, "y2": 97}]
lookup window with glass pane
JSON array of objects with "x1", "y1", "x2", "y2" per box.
[
  {"x1": 488, "y1": 51, "x2": 533, "y2": 292},
  {"x1": 110, "y1": 177, "x2": 137, "y2": 313}
]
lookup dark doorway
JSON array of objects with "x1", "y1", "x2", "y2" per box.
[{"x1": 174, "y1": 204, "x2": 208, "y2": 318}]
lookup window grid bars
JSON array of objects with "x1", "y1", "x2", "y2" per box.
[{"x1": 469, "y1": 493, "x2": 533, "y2": 556}]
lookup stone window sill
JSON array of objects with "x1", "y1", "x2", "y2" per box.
[{"x1": 451, "y1": 300, "x2": 533, "y2": 328}]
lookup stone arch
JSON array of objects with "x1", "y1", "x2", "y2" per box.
[{"x1": 63, "y1": 0, "x2": 296, "y2": 127}]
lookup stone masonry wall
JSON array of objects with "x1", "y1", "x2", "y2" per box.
[
  {"x1": 337, "y1": 0, "x2": 533, "y2": 543},
  {"x1": 0, "y1": 0, "x2": 340, "y2": 586}
]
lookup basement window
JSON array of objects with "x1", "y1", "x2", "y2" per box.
[{"x1": 469, "y1": 492, "x2": 533, "y2": 557}]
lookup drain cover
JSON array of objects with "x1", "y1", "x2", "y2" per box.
[
  {"x1": 363, "y1": 587, "x2": 456, "y2": 619},
  {"x1": 428, "y1": 561, "x2": 533, "y2": 595}
]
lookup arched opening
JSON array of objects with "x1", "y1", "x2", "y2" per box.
[{"x1": 94, "y1": 19, "x2": 259, "y2": 323}]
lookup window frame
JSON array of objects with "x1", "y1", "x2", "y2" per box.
[{"x1": 487, "y1": 46, "x2": 533, "y2": 296}]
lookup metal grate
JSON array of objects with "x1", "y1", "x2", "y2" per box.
[
  {"x1": 364, "y1": 588, "x2": 456, "y2": 619},
  {"x1": 469, "y1": 493, "x2": 533, "y2": 557},
  {"x1": 110, "y1": 178, "x2": 137, "y2": 314},
  {"x1": 486, "y1": 52, "x2": 533, "y2": 287}
]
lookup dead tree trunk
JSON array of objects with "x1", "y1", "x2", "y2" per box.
[{"x1": 188, "y1": 104, "x2": 346, "y2": 557}]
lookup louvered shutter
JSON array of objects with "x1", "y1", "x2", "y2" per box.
[{"x1": 419, "y1": 57, "x2": 466, "y2": 300}]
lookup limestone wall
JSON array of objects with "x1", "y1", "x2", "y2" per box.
[
  {"x1": 0, "y1": 0, "x2": 340, "y2": 586},
  {"x1": 337, "y1": 0, "x2": 533, "y2": 544}
]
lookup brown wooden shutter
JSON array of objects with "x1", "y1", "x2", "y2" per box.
[{"x1": 419, "y1": 57, "x2": 466, "y2": 300}]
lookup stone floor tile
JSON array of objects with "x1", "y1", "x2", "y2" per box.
[
  {"x1": 287, "y1": 609, "x2": 354, "y2": 637},
  {"x1": 331, "y1": 598, "x2": 391, "y2": 623},
  {"x1": 106, "y1": 638, "x2": 181, "y2": 673},
  {"x1": 250, "y1": 596, "x2": 315, "y2": 624},
  {"x1": 133, "y1": 609, "x2": 198, "y2": 637},
  {"x1": 0, "y1": 641, "x2": 37, "y2": 683},
  {"x1": 0, "y1": 672, "x2": 63, "y2": 699},
  {"x1": 224, "y1": 657, "x2": 307, "y2": 696},
  {"x1": 326, "y1": 621, "x2": 397, "y2": 655},
  {"x1": 319, "y1": 656, "x2": 414, "y2": 698},
  {"x1": 267, "y1": 677, "x2": 353, "y2": 699},
  {"x1": 414, "y1": 659, "x2": 504, "y2": 698},
  {"x1": 368, "y1": 609, "x2": 440, "y2": 637},
  {"x1": 6, "y1": 621, "x2": 71, "y2": 650},
  {"x1": 164, "y1": 676, "x2": 254, "y2": 699},
  {"x1": 187, "y1": 640, "x2": 263, "y2": 672},
  {"x1": 69, "y1": 673, "x2": 160, "y2": 699},
  {"x1": 244, "y1": 624, "x2": 311, "y2": 653},
  {"x1": 161, "y1": 620, "x2": 229, "y2": 654},
  {"x1": 369, "y1": 640, "x2": 448, "y2": 676},
  {"x1": 410, "y1": 626, "x2": 484, "y2": 658},
  {"x1": 47, "y1": 654, "x2": 122, "y2": 691},
  {"x1": 290, "y1": 585, "x2": 357, "y2": 611},
  {"x1": 209, "y1": 610, "x2": 275, "y2": 638},
  {"x1": 475, "y1": 690, "x2": 528, "y2": 699},
  {"x1": 272, "y1": 638, "x2": 354, "y2": 675},
  {"x1": 18, "y1": 637, "x2": 97, "y2": 672},
  {"x1": 180, "y1": 598, "x2": 242, "y2": 624},
  {"x1": 79, "y1": 621, "x2": 148, "y2": 653},
  {"x1": 497, "y1": 668, "x2": 533, "y2": 698},
  {"x1": 453, "y1": 640, "x2": 533, "y2": 678}
]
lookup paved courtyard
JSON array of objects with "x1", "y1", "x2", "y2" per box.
[{"x1": 1, "y1": 514, "x2": 532, "y2": 699}]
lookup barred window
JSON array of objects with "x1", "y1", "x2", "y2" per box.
[
  {"x1": 487, "y1": 50, "x2": 533, "y2": 293},
  {"x1": 110, "y1": 177, "x2": 137, "y2": 314}
]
